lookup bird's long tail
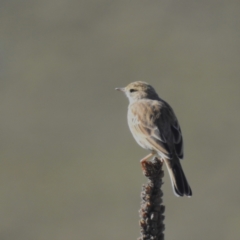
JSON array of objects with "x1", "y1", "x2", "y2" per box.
[{"x1": 164, "y1": 157, "x2": 192, "y2": 197}]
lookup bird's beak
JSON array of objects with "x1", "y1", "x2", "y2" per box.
[{"x1": 115, "y1": 87, "x2": 125, "y2": 92}]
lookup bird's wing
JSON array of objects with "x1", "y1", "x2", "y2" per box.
[
  {"x1": 154, "y1": 101, "x2": 184, "y2": 159},
  {"x1": 129, "y1": 100, "x2": 171, "y2": 158},
  {"x1": 170, "y1": 119, "x2": 184, "y2": 159},
  {"x1": 129, "y1": 100, "x2": 184, "y2": 159}
]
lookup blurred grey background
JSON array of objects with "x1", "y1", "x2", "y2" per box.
[{"x1": 0, "y1": 0, "x2": 240, "y2": 239}]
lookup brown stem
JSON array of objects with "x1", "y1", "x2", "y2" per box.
[{"x1": 138, "y1": 158, "x2": 165, "y2": 240}]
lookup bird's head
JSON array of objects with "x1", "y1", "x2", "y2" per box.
[{"x1": 115, "y1": 81, "x2": 159, "y2": 103}]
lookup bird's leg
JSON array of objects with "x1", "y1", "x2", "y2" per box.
[{"x1": 140, "y1": 152, "x2": 155, "y2": 163}]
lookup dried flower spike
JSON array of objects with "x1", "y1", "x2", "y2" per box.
[{"x1": 138, "y1": 158, "x2": 165, "y2": 240}]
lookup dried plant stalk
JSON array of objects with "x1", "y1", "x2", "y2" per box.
[{"x1": 138, "y1": 158, "x2": 165, "y2": 240}]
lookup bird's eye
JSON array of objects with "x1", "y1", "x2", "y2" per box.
[{"x1": 129, "y1": 89, "x2": 136, "y2": 93}]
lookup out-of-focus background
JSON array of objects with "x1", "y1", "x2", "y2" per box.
[{"x1": 1, "y1": 1, "x2": 240, "y2": 239}]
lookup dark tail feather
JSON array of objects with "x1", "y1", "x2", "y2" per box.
[{"x1": 165, "y1": 158, "x2": 192, "y2": 197}]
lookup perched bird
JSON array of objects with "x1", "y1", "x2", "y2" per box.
[{"x1": 116, "y1": 81, "x2": 192, "y2": 197}]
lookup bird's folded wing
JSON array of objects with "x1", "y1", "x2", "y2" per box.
[
  {"x1": 153, "y1": 103, "x2": 184, "y2": 160},
  {"x1": 129, "y1": 100, "x2": 184, "y2": 159},
  {"x1": 129, "y1": 101, "x2": 171, "y2": 158},
  {"x1": 170, "y1": 120, "x2": 184, "y2": 159}
]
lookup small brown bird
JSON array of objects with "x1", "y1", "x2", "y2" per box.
[{"x1": 116, "y1": 81, "x2": 192, "y2": 197}]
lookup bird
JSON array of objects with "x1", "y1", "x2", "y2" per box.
[{"x1": 115, "y1": 81, "x2": 192, "y2": 197}]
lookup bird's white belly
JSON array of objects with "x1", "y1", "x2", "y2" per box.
[
  {"x1": 132, "y1": 132, "x2": 149, "y2": 150},
  {"x1": 127, "y1": 115, "x2": 152, "y2": 150}
]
